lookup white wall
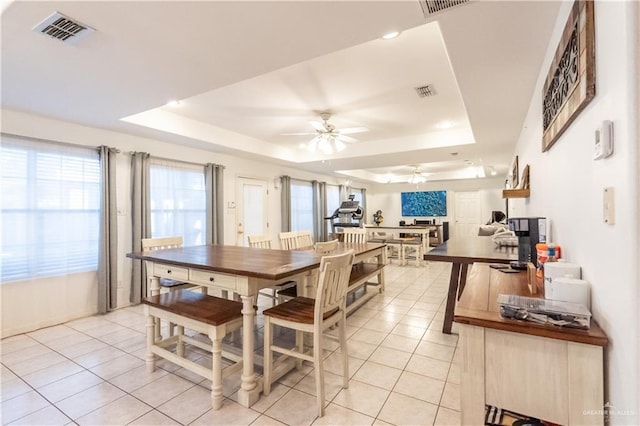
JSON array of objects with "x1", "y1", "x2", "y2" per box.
[
  {"x1": 0, "y1": 109, "x2": 371, "y2": 337},
  {"x1": 367, "y1": 177, "x2": 506, "y2": 239},
  {"x1": 510, "y1": 1, "x2": 639, "y2": 422}
]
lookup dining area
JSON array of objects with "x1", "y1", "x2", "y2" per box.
[
  {"x1": 1, "y1": 244, "x2": 458, "y2": 426},
  {"x1": 126, "y1": 230, "x2": 387, "y2": 415}
]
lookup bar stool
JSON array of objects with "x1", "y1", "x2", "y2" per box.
[{"x1": 263, "y1": 250, "x2": 355, "y2": 417}]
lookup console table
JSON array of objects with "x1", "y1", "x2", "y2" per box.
[
  {"x1": 364, "y1": 224, "x2": 443, "y2": 249},
  {"x1": 456, "y1": 264, "x2": 607, "y2": 425}
]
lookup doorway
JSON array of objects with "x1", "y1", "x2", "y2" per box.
[
  {"x1": 236, "y1": 177, "x2": 268, "y2": 246},
  {"x1": 454, "y1": 191, "x2": 481, "y2": 238}
]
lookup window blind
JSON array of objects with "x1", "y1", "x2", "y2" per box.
[{"x1": 1, "y1": 137, "x2": 101, "y2": 282}]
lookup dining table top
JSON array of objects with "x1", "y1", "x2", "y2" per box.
[
  {"x1": 127, "y1": 242, "x2": 385, "y2": 281},
  {"x1": 424, "y1": 236, "x2": 518, "y2": 264}
]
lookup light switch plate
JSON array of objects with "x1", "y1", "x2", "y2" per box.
[{"x1": 603, "y1": 187, "x2": 615, "y2": 225}]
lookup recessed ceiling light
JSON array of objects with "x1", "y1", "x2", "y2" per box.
[
  {"x1": 166, "y1": 100, "x2": 180, "y2": 107},
  {"x1": 382, "y1": 31, "x2": 400, "y2": 40},
  {"x1": 450, "y1": 152, "x2": 459, "y2": 156},
  {"x1": 437, "y1": 121, "x2": 455, "y2": 129}
]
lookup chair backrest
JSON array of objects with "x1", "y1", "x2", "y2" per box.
[
  {"x1": 314, "y1": 239, "x2": 339, "y2": 254},
  {"x1": 141, "y1": 236, "x2": 183, "y2": 251},
  {"x1": 248, "y1": 235, "x2": 272, "y2": 249},
  {"x1": 342, "y1": 228, "x2": 367, "y2": 244},
  {"x1": 296, "y1": 230, "x2": 314, "y2": 249},
  {"x1": 279, "y1": 231, "x2": 299, "y2": 250},
  {"x1": 314, "y1": 250, "x2": 355, "y2": 322}
]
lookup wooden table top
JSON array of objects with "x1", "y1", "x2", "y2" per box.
[
  {"x1": 127, "y1": 242, "x2": 385, "y2": 281},
  {"x1": 364, "y1": 225, "x2": 441, "y2": 230},
  {"x1": 424, "y1": 236, "x2": 518, "y2": 264},
  {"x1": 454, "y1": 264, "x2": 608, "y2": 346}
]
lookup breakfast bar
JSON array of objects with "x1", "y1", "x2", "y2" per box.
[{"x1": 424, "y1": 237, "x2": 518, "y2": 333}]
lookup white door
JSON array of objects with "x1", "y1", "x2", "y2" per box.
[
  {"x1": 454, "y1": 191, "x2": 481, "y2": 238},
  {"x1": 236, "y1": 178, "x2": 268, "y2": 246}
]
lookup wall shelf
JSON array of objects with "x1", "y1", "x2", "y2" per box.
[{"x1": 502, "y1": 188, "x2": 530, "y2": 198}]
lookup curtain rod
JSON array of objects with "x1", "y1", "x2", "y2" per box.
[
  {"x1": 1, "y1": 132, "x2": 120, "y2": 153},
  {"x1": 130, "y1": 151, "x2": 225, "y2": 169}
]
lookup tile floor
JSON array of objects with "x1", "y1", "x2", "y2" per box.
[{"x1": 1, "y1": 262, "x2": 461, "y2": 426}]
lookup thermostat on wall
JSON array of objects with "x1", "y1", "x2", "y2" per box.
[{"x1": 594, "y1": 120, "x2": 614, "y2": 160}]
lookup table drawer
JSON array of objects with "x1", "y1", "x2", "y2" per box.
[
  {"x1": 190, "y1": 269, "x2": 238, "y2": 290},
  {"x1": 153, "y1": 263, "x2": 189, "y2": 281}
]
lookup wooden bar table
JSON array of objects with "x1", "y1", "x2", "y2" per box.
[
  {"x1": 423, "y1": 236, "x2": 518, "y2": 334},
  {"x1": 127, "y1": 242, "x2": 386, "y2": 407},
  {"x1": 455, "y1": 264, "x2": 607, "y2": 425}
]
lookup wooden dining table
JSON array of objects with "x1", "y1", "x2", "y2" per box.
[
  {"x1": 424, "y1": 236, "x2": 518, "y2": 334},
  {"x1": 127, "y1": 242, "x2": 386, "y2": 407}
]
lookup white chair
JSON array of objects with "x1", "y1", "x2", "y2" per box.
[
  {"x1": 296, "y1": 230, "x2": 314, "y2": 249},
  {"x1": 247, "y1": 235, "x2": 271, "y2": 249},
  {"x1": 141, "y1": 236, "x2": 197, "y2": 293},
  {"x1": 401, "y1": 238, "x2": 424, "y2": 267},
  {"x1": 263, "y1": 250, "x2": 355, "y2": 417},
  {"x1": 141, "y1": 236, "x2": 199, "y2": 338},
  {"x1": 314, "y1": 239, "x2": 339, "y2": 254},
  {"x1": 342, "y1": 228, "x2": 367, "y2": 244},
  {"x1": 279, "y1": 231, "x2": 299, "y2": 250},
  {"x1": 248, "y1": 235, "x2": 296, "y2": 306}
]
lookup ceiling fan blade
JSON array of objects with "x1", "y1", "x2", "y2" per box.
[
  {"x1": 339, "y1": 126, "x2": 369, "y2": 135},
  {"x1": 336, "y1": 134, "x2": 358, "y2": 143},
  {"x1": 280, "y1": 132, "x2": 317, "y2": 136},
  {"x1": 309, "y1": 120, "x2": 327, "y2": 132}
]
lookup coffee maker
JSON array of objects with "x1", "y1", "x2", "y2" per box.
[{"x1": 508, "y1": 217, "x2": 547, "y2": 269}]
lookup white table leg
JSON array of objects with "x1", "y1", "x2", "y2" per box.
[
  {"x1": 145, "y1": 309, "x2": 156, "y2": 373},
  {"x1": 237, "y1": 294, "x2": 260, "y2": 407}
]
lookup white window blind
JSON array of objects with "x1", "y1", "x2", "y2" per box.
[
  {"x1": 351, "y1": 188, "x2": 365, "y2": 210},
  {"x1": 326, "y1": 184, "x2": 341, "y2": 217},
  {"x1": 1, "y1": 137, "x2": 101, "y2": 282},
  {"x1": 149, "y1": 160, "x2": 206, "y2": 246},
  {"x1": 290, "y1": 180, "x2": 314, "y2": 238}
]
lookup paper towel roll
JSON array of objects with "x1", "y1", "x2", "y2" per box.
[
  {"x1": 549, "y1": 277, "x2": 590, "y2": 309},
  {"x1": 544, "y1": 261, "x2": 581, "y2": 299}
]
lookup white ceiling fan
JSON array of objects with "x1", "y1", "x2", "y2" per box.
[{"x1": 284, "y1": 112, "x2": 368, "y2": 154}]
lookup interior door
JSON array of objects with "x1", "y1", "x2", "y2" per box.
[
  {"x1": 454, "y1": 191, "x2": 481, "y2": 238},
  {"x1": 236, "y1": 178, "x2": 268, "y2": 246}
]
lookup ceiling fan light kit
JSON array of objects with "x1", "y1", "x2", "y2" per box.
[
  {"x1": 408, "y1": 167, "x2": 428, "y2": 185},
  {"x1": 285, "y1": 112, "x2": 368, "y2": 155}
]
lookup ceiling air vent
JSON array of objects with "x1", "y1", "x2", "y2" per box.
[
  {"x1": 33, "y1": 11, "x2": 95, "y2": 44},
  {"x1": 414, "y1": 85, "x2": 436, "y2": 98},
  {"x1": 419, "y1": 0, "x2": 470, "y2": 18}
]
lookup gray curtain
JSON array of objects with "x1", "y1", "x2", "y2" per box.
[
  {"x1": 339, "y1": 184, "x2": 346, "y2": 202},
  {"x1": 361, "y1": 187, "x2": 367, "y2": 226},
  {"x1": 130, "y1": 152, "x2": 151, "y2": 304},
  {"x1": 280, "y1": 175, "x2": 291, "y2": 232},
  {"x1": 205, "y1": 163, "x2": 225, "y2": 245},
  {"x1": 98, "y1": 146, "x2": 118, "y2": 313},
  {"x1": 312, "y1": 181, "x2": 327, "y2": 241}
]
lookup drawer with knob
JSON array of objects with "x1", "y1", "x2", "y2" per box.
[
  {"x1": 190, "y1": 269, "x2": 238, "y2": 290},
  {"x1": 152, "y1": 263, "x2": 189, "y2": 281}
]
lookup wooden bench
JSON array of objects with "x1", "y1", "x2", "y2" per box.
[
  {"x1": 278, "y1": 262, "x2": 385, "y2": 315},
  {"x1": 143, "y1": 290, "x2": 244, "y2": 409}
]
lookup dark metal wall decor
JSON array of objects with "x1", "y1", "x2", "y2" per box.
[{"x1": 542, "y1": 0, "x2": 596, "y2": 152}]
